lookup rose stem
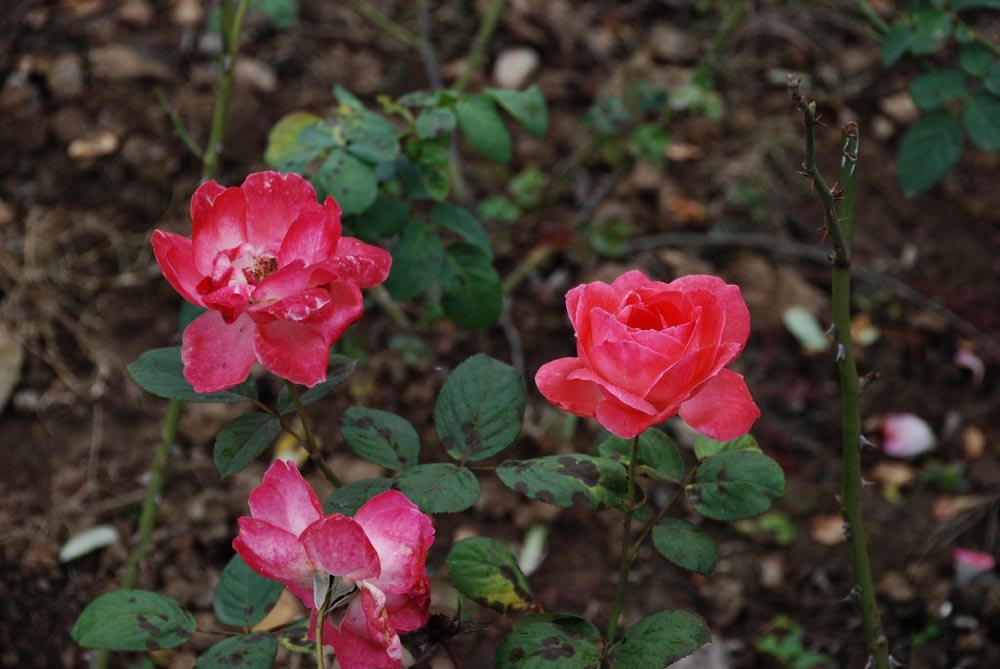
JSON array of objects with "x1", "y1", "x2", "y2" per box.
[
  {"x1": 453, "y1": 0, "x2": 507, "y2": 93},
  {"x1": 284, "y1": 381, "x2": 344, "y2": 488},
  {"x1": 315, "y1": 604, "x2": 327, "y2": 669},
  {"x1": 95, "y1": 6, "x2": 251, "y2": 668},
  {"x1": 605, "y1": 435, "x2": 641, "y2": 646},
  {"x1": 789, "y1": 76, "x2": 888, "y2": 669},
  {"x1": 342, "y1": 0, "x2": 421, "y2": 50}
]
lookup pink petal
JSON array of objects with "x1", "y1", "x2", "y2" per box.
[
  {"x1": 567, "y1": 367, "x2": 657, "y2": 415},
  {"x1": 383, "y1": 576, "x2": 430, "y2": 632},
  {"x1": 566, "y1": 281, "x2": 620, "y2": 342},
  {"x1": 191, "y1": 186, "x2": 248, "y2": 275},
  {"x1": 353, "y1": 491, "x2": 434, "y2": 594},
  {"x1": 278, "y1": 203, "x2": 342, "y2": 268},
  {"x1": 242, "y1": 172, "x2": 322, "y2": 250},
  {"x1": 151, "y1": 230, "x2": 205, "y2": 307},
  {"x1": 251, "y1": 261, "x2": 334, "y2": 305},
  {"x1": 535, "y1": 358, "x2": 604, "y2": 418},
  {"x1": 610, "y1": 269, "x2": 663, "y2": 293},
  {"x1": 300, "y1": 515, "x2": 381, "y2": 581},
  {"x1": 248, "y1": 460, "x2": 323, "y2": 536},
  {"x1": 586, "y1": 339, "x2": 672, "y2": 398},
  {"x1": 881, "y1": 413, "x2": 936, "y2": 458},
  {"x1": 678, "y1": 369, "x2": 760, "y2": 440},
  {"x1": 325, "y1": 583, "x2": 402, "y2": 669},
  {"x1": 200, "y1": 283, "x2": 253, "y2": 323},
  {"x1": 595, "y1": 399, "x2": 659, "y2": 439},
  {"x1": 190, "y1": 180, "x2": 226, "y2": 223},
  {"x1": 257, "y1": 289, "x2": 334, "y2": 324},
  {"x1": 669, "y1": 275, "x2": 750, "y2": 352},
  {"x1": 325, "y1": 237, "x2": 392, "y2": 288},
  {"x1": 181, "y1": 311, "x2": 256, "y2": 393},
  {"x1": 233, "y1": 517, "x2": 314, "y2": 592}
]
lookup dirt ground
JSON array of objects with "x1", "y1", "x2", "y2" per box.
[{"x1": 2, "y1": 1, "x2": 999, "y2": 667}]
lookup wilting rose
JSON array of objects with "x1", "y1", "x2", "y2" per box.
[
  {"x1": 536, "y1": 270, "x2": 760, "y2": 439},
  {"x1": 152, "y1": 171, "x2": 390, "y2": 393},
  {"x1": 233, "y1": 461, "x2": 434, "y2": 669}
]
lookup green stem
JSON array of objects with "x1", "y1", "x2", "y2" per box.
[
  {"x1": 155, "y1": 88, "x2": 202, "y2": 159},
  {"x1": 284, "y1": 381, "x2": 343, "y2": 488},
  {"x1": 852, "y1": 0, "x2": 890, "y2": 36},
  {"x1": 453, "y1": 0, "x2": 507, "y2": 92},
  {"x1": 315, "y1": 603, "x2": 327, "y2": 669},
  {"x1": 790, "y1": 78, "x2": 888, "y2": 669},
  {"x1": 605, "y1": 436, "x2": 640, "y2": 646},
  {"x1": 201, "y1": 0, "x2": 250, "y2": 181},
  {"x1": 342, "y1": 0, "x2": 421, "y2": 49}
]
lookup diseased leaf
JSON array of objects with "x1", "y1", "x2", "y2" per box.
[
  {"x1": 446, "y1": 537, "x2": 533, "y2": 615},
  {"x1": 264, "y1": 111, "x2": 323, "y2": 171},
  {"x1": 214, "y1": 413, "x2": 281, "y2": 478},
  {"x1": 909, "y1": 69, "x2": 968, "y2": 111},
  {"x1": 897, "y1": 111, "x2": 964, "y2": 196},
  {"x1": 393, "y1": 463, "x2": 479, "y2": 513},
  {"x1": 512, "y1": 613, "x2": 602, "y2": 642},
  {"x1": 275, "y1": 354, "x2": 356, "y2": 414},
  {"x1": 498, "y1": 455, "x2": 628, "y2": 510},
  {"x1": 606, "y1": 610, "x2": 710, "y2": 668},
  {"x1": 195, "y1": 633, "x2": 277, "y2": 669},
  {"x1": 415, "y1": 107, "x2": 457, "y2": 140},
  {"x1": 685, "y1": 450, "x2": 785, "y2": 521},
  {"x1": 315, "y1": 149, "x2": 378, "y2": 215},
  {"x1": 128, "y1": 347, "x2": 257, "y2": 403},
  {"x1": 385, "y1": 220, "x2": 446, "y2": 301},
  {"x1": 495, "y1": 622, "x2": 600, "y2": 668},
  {"x1": 72, "y1": 590, "x2": 196, "y2": 651},
  {"x1": 651, "y1": 518, "x2": 718, "y2": 575},
  {"x1": 323, "y1": 477, "x2": 394, "y2": 516},
  {"x1": 598, "y1": 430, "x2": 685, "y2": 483},
  {"x1": 693, "y1": 433, "x2": 762, "y2": 460},
  {"x1": 340, "y1": 407, "x2": 420, "y2": 471},
  {"x1": 213, "y1": 555, "x2": 284, "y2": 628},
  {"x1": 440, "y1": 243, "x2": 503, "y2": 331}
]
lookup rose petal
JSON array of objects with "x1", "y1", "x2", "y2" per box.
[
  {"x1": 678, "y1": 368, "x2": 760, "y2": 440},
  {"x1": 383, "y1": 576, "x2": 430, "y2": 632},
  {"x1": 258, "y1": 288, "x2": 334, "y2": 324},
  {"x1": 247, "y1": 460, "x2": 323, "y2": 536},
  {"x1": 233, "y1": 518, "x2": 314, "y2": 596},
  {"x1": 611, "y1": 269, "x2": 668, "y2": 294},
  {"x1": 181, "y1": 311, "x2": 256, "y2": 393},
  {"x1": 567, "y1": 367, "x2": 657, "y2": 415},
  {"x1": 323, "y1": 583, "x2": 403, "y2": 669},
  {"x1": 191, "y1": 186, "x2": 248, "y2": 275},
  {"x1": 586, "y1": 339, "x2": 672, "y2": 397},
  {"x1": 190, "y1": 180, "x2": 226, "y2": 223},
  {"x1": 535, "y1": 358, "x2": 604, "y2": 418},
  {"x1": 200, "y1": 283, "x2": 253, "y2": 323},
  {"x1": 242, "y1": 172, "x2": 322, "y2": 251},
  {"x1": 595, "y1": 399, "x2": 659, "y2": 439},
  {"x1": 151, "y1": 230, "x2": 205, "y2": 307},
  {"x1": 567, "y1": 281, "x2": 620, "y2": 345},
  {"x1": 278, "y1": 202, "x2": 342, "y2": 268},
  {"x1": 353, "y1": 491, "x2": 434, "y2": 594},
  {"x1": 670, "y1": 276, "x2": 750, "y2": 352},
  {"x1": 251, "y1": 261, "x2": 335, "y2": 306},
  {"x1": 325, "y1": 237, "x2": 393, "y2": 288},
  {"x1": 881, "y1": 413, "x2": 936, "y2": 458},
  {"x1": 300, "y1": 515, "x2": 380, "y2": 581}
]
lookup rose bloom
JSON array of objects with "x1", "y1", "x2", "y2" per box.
[
  {"x1": 536, "y1": 270, "x2": 760, "y2": 439},
  {"x1": 152, "y1": 171, "x2": 390, "y2": 393},
  {"x1": 234, "y1": 461, "x2": 434, "y2": 669}
]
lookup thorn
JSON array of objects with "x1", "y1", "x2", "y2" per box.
[
  {"x1": 830, "y1": 182, "x2": 843, "y2": 199},
  {"x1": 828, "y1": 251, "x2": 837, "y2": 264},
  {"x1": 859, "y1": 435, "x2": 876, "y2": 450},
  {"x1": 841, "y1": 586, "x2": 860, "y2": 603},
  {"x1": 836, "y1": 343, "x2": 846, "y2": 363},
  {"x1": 859, "y1": 371, "x2": 880, "y2": 389},
  {"x1": 865, "y1": 657, "x2": 874, "y2": 669},
  {"x1": 860, "y1": 476, "x2": 874, "y2": 488},
  {"x1": 824, "y1": 323, "x2": 837, "y2": 337},
  {"x1": 814, "y1": 112, "x2": 828, "y2": 127},
  {"x1": 878, "y1": 634, "x2": 888, "y2": 648},
  {"x1": 889, "y1": 655, "x2": 905, "y2": 668},
  {"x1": 843, "y1": 521, "x2": 853, "y2": 537}
]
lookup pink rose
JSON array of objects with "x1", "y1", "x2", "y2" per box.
[
  {"x1": 152, "y1": 171, "x2": 391, "y2": 393},
  {"x1": 233, "y1": 461, "x2": 434, "y2": 669},
  {"x1": 536, "y1": 270, "x2": 760, "y2": 440}
]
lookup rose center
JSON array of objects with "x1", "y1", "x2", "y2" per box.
[{"x1": 246, "y1": 255, "x2": 278, "y2": 283}]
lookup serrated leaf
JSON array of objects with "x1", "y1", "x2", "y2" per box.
[
  {"x1": 416, "y1": 140, "x2": 451, "y2": 201},
  {"x1": 897, "y1": 111, "x2": 964, "y2": 196},
  {"x1": 597, "y1": 430, "x2": 684, "y2": 483},
  {"x1": 195, "y1": 633, "x2": 277, "y2": 669},
  {"x1": 963, "y1": 91, "x2": 1000, "y2": 150},
  {"x1": 339, "y1": 109, "x2": 400, "y2": 164},
  {"x1": 497, "y1": 455, "x2": 628, "y2": 510},
  {"x1": 214, "y1": 413, "x2": 281, "y2": 478},
  {"x1": 985, "y1": 60, "x2": 1000, "y2": 96},
  {"x1": 72, "y1": 590, "x2": 195, "y2": 651},
  {"x1": 446, "y1": 537, "x2": 533, "y2": 615},
  {"x1": 958, "y1": 43, "x2": 995, "y2": 77},
  {"x1": 495, "y1": 622, "x2": 600, "y2": 668},
  {"x1": 323, "y1": 477, "x2": 394, "y2": 515},
  {"x1": 315, "y1": 149, "x2": 378, "y2": 215},
  {"x1": 415, "y1": 107, "x2": 457, "y2": 139},
  {"x1": 903, "y1": 9, "x2": 953, "y2": 55},
  {"x1": 275, "y1": 354, "x2": 356, "y2": 414},
  {"x1": 429, "y1": 202, "x2": 492, "y2": 259},
  {"x1": 276, "y1": 618, "x2": 312, "y2": 654},
  {"x1": 512, "y1": 614, "x2": 602, "y2": 642},
  {"x1": 685, "y1": 450, "x2": 785, "y2": 521},
  {"x1": 333, "y1": 85, "x2": 364, "y2": 109},
  {"x1": 440, "y1": 243, "x2": 503, "y2": 331},
  {"x1": 264, "y1": 112, "x2": 323, "y2": 171},
  {"x1": 393, "y1": 463, "x2": 479, "y2": 513},
  {"x1": 257, "y1": 0, "x2": 297, "y2": 29},
  {"x1": 456, "y1": 93, "x2": 512, "y2": 163},
  {"x1": 909, "y1": 69, "x2": 968, "y2": 111},
  {"x1": 434, "y1": 354, "x2": 525, "y2": 462},
  {"x1": 213, "y1": 555, "x2": 284, "y2": 628},
  {"x1": 128, "y1": 347, "x2": 257, "y2": 403},
  {"x1": 881, "y1": 25, "x2": 911, "y2": 67},
  {"x1": 693, "y1": 433, "x2": 762, "y2": 460},
  {"x1": 606, "y1": 610, "x2": 710, "y2": 668},
  {"x1": 340, "y1": 408, "x2": 420, "y2": 471},
  {"x1": 348, "y1": 196, "x2": 409, "y2": 242},
  {"x1": 651, "y1": 518, "x2": 718, "y2": 575},
  {"x1": 485, "y1": 85, "x2": 548, "y2": 138},
  {"x1": 384, "y1": 220, "x2": 446, "y2": 301}
]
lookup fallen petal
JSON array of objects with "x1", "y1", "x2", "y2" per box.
[{"x1": 880, "y1": 413, "x2": 936, "y2": 459}]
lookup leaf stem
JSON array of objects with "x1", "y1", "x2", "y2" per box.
[
  {"x1": 342, "y1": 0, "x2": 421, "y2": 50},
  {"x1": 453, "y1": 0, "x2": 507, "y2": 93},
  {"x1": 201, "y1": 0, "x2": 251, "y2": 181},
  {"x1": 155, "y1": 87, "x2": 202, "y2": 159},
  {"x1": 284, "y1": 381, "x2": 343, "y2": 488},
  {"x1": 790, "y1": 77, "x2": 888, "y2": 669},
  {"x1": 605, "y1": 435, "x2": 640, "y2": 646},
  {"x1": 315, "y1": 603, "x2": 327, "y2": 669},
  {"x1": 630, "y1": 473, "x2": 692, "y2": 555}
]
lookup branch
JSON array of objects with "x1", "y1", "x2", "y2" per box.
[{"x1": 453, "y1": 0, "x2": 507, "y2": 92}]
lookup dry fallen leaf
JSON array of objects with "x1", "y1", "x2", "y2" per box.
[
  {"x1": 962, "y1": 425, "x2": 985, "y2": 460},
  {"x1": 932, "y1": 495, "x2": 985, "y2": 522},
  {"x1": 252, "y1": 588, "x2": 305, "y2": 632},
  {"x1": 810, "y1": 514, "x2": 847, "y2": 546},
  {"x1": 869, "y1": 462, "x2": 917, "y2": 491}
]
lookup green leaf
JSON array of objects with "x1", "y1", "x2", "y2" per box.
[
  {"x1": 440, "y1": 244, "x2": 504, "y2": 331},
  {"x1": 963, "y1": 90, "x2": 1000, "y2": 150},
  {"x1": 495, "y1": 622, "x2": 600, "y2": 668},
  {"x1": 72, "y1": 590, "x2": 195, "y2": 651},
  {"x1": 734, "y1": 511, "x2": 797, "y2": 546},
  {"x1": 685, "y1": 450, "x2": 785, "y2": 521},
  {"x1": 195, "y1": 633, "x2": 277, "y2": 669},
  {"x1": 909, "y1": 69, "x2": 968, "y2": 111},
  {"x1": 597, "y1": 430, "x2": 685, "y2": 483},
  {"x1": 485, "y1": 85, "x2": 549, "y2": 138},
  {"x1": 881, "y1": 25, "x2": 911, "y2": 67},
  {"x1": 214, "y1": 413, "x2": 281, "y2": 478},
  {"x1": 393, "y1": 463, "x2": 479, "y2": 513},
  {"x1": 477, "y1": 195, "x2": 521, "y2": 224},
  {"x1": 128, "y1": 347, "x2": 257, "y2": 403},
  {"x1": 256, "y1": 0, "x2": 297, "y2": 29},
  {"x1": 323, "y1": 477, "x2": 394, "y2": 515},
  {"x1": 897, "y1": 111, "x2": 964, "y2": 196},
  {"x1": 415, "y1": 140, "x2": 451, "y2": 200},
  {"x1": 213, "y1": 555, "x2": 283, "y2": 628},
  {"x1": 276, "y1": 618, "x2": 312, "y2": 654},
  {"x1": 693, "y1": 433, "x2": 762, "y2": 461},
  {"x1": 430, "y1": 202, "x2": 492, "y2": 259},
  {"x1": 782, "y1": 306, "x2": 831, "y2": 354},
  {"x1": 952, "y1": 0, "x2": 1000, "y2": 9},
  {"x1": 333, "y1": 85, "x2": 364, "y2": 110},
  {"x1": 339, "y1": 109, "x2": 400, "y2": 164},
  {"x1": 456, "y1": 94, "x2": 512, "y2": 163},
  {"x1": 508, "y1": 167, "x2": 546, "y2": 207},
  {"x1": 264, "y1": 112, "x2": 323, "y2": 171},
  {"x1": 651, "y1": 518, "x2": 718, "y2": 575},
  {"x1": 434, "y1": 354, "x2": 525, "y2": 462},
  {"x1": 384, "y1": 220, "x2": 446, "y2": 301},
  {"x1": 497, "y1": 455, "x2": 628, "y2": 510},
  {"x1": 985, "y1": 60, "x2": 1000, "y2": 96},
  {"x1": 415, "y1": 107, "x2": 457, "y2": 139},
  {"x1": 958, "y1": 43, "x2": 995, "y2": 76},
  {"x1": 446, "y1": 537, "x2": 533, "y2": 614},
  {"x1": 349, "y1": 196, "x2": 409, "y2": 242},
  {"x1": 512, "y1": 614, "x2": 602, "y2": 642},
  {"x1": 903, "y1": 8, "x2": 953, "y2": 55},
  {"x1": 606, "y1": 610, "x2": 710, "y2": 668},
  {"x1": 316, "y1": 149, "x2": 378, "y2": 215},
  {"x1": 275, "y1": 354, "x2": 356, "y2": 414},
  {"x1": 340, "y1": 408, "x2": 420, "y2": 471}
]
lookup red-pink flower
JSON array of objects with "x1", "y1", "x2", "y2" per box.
[
  {"x1": 233, "y1": 461, "x2": 434, "y2": 669},
  {"x1": 536, "y1": 270, "x2": 760, "y2": 440},
  {"x1": 152, "y1": 171, "x2": 391, "y2": 393}
]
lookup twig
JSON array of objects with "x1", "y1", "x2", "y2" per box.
[
  {"x1": 201, "y1": 0, "x2": 251, "y2": 181},
  {"x1": 284, "y1": 381, "x2": 343, "y2": 488},
  {"x1": 605, "y1": 436, "x2": 640, "y2": 645},
  {"x1": 454, "y1": 0, "x2": 507, "y2": 92},
  {"x1": 852, "y1": 0, "x2": 890, "y2": 36},
  {"x1": 417, "y1": 0, "x2": 442, "y2": 90},
  {"x1": 155, "y1": 87, "x2": 202, "y2": 159},
  {"x1": 342, "y1": 0, "x2": 421, "y2": 50}
]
